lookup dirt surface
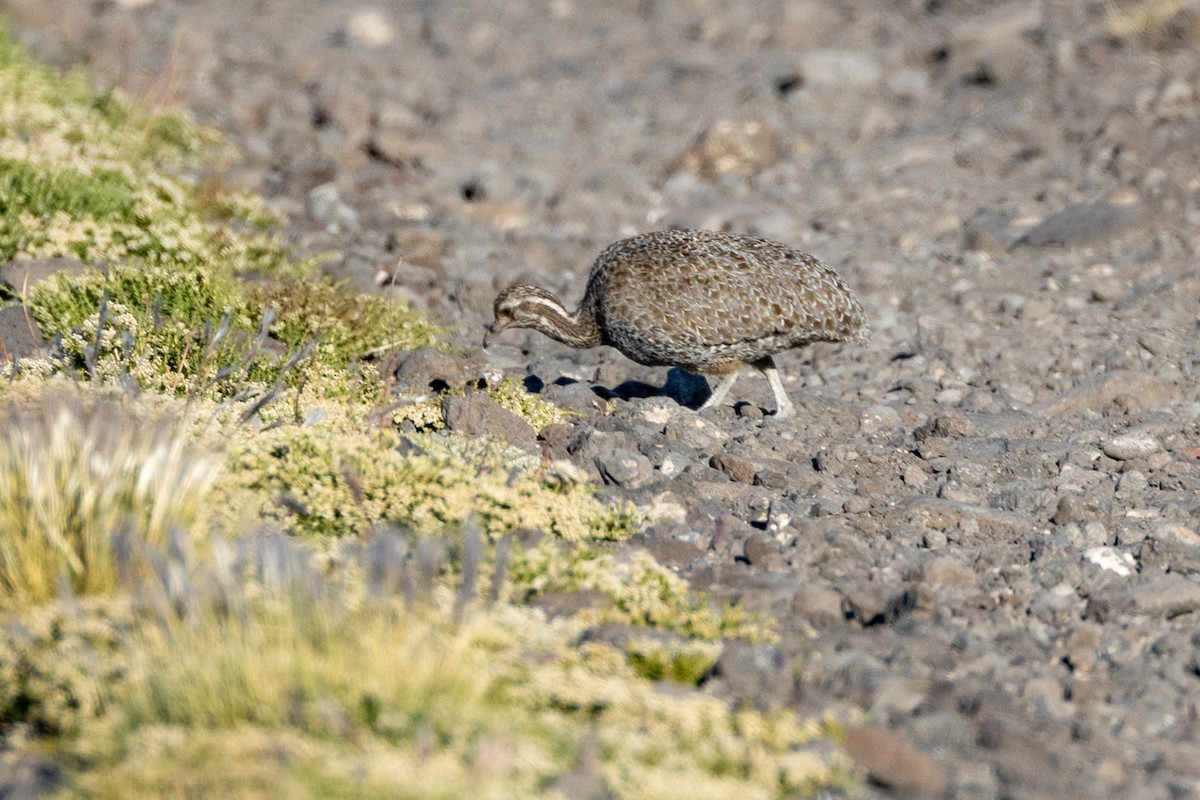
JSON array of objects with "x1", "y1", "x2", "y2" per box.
[{"x1": 6, "y1": 0, "x2": 1200, "y2": 797}]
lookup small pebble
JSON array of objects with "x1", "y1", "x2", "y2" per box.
[
  {"x1": 1084, "y1": 546, "x2": 1135, "y2": 577},
  {"x1": 346, "y1": 8, "x2": 395, "y2": 47}
]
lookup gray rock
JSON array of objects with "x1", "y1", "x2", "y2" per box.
[
  {"x1": 311, "y1": 78, "x2": 373, "y2": 147},
  {"x1": 791, "y1": 583, "x2": 845, "y2": 627},
  {"x1": 799, "y1": 50, "x2": 882, "y2": 90},
  {"x1": 540, "y1": 381, "x2": 603, "y2": 415},
  {"x1": 842, "y1": 725, "x2": 947, "y2": 794},
  {"x1": 593, "y1": 446, "x2": 656, "y2": 490},
  {"x1": 841, "y1": 580, "x2": 910, "y2": 625},
  {"x1": 344, "y1": 7, "x2": 394, "y2": 48},
  {"x1": 0, "y1": 750, "x2": 63, "y2": 800},
  {"x1": 858, "y1": 404, "x2": 902, "y2": 435},
  {"x1": 0, "y1": 257, "x2": 87, "y2": 295},
  {"x1": 441, "y1": 393, "x2": 538, "y2": 452},
  {"x1": 630, "y1": 529, "x2": 704, "y2": 569},
  {"x1": 385, "y1": 227, "x2": 445, "y2": 271},
  {"x1": 742, "y1": 533, "x2": 783, "y2": 570},
  {"x1": 1023, "y1": 676, "x2": 1072, "y2": 720},
  {"x1": 664, "y1": 415, "x2": 728, "y2": 451},
  {"x1": 531, "y1": 589, "x2": 614, "y2": 618},
  {"x1": 1042, "y1": 372, "x2": 1179, "y2": 416},
  {"x1": 1089, "y1": 574, "x2": 1200, "y2": 621},
  {"x1": 1103, "y1": 433, "x2": 1162, "y2": 461},
  {"x1": 902, "y1": 463, "x2": 930, "y2": 489},
  {"x1": 0, "y1": 304, "x2": 48, "y2": 360},
  {"x1": 307, "y1": 183, "x2": 360, "y2": 230},
  {"x1": 710, "y1": 452, "x2": 757, "y2": 484},
  {"x1": 713, "y1": 642, "x2": 791, "y2": 711},
  {"x1": 391, "y1": 347, "x2": 481, "y2": 392},
  {"x1": 735, "y1": 401, "x2": 764, "y2": 421},
  {"x1": 668, "y1": 118, "x2": 779, "y2": 180},
  {"x1": 1051, "y1": 494, "x2": 1089, "y2": 526},
  {"x1": 1136, "y1": 331, "x2": 1180, "y2": 358},
  {"x1": 963, "y1": 208, "x2": 1028, "y2": 252},
  {"x1": 1018, "y1": 200, "x2": 1146, "y2": 248},
  {"x1": 1115, "y1": 469, "x2": 1149, "y2": 500},
  {"x1": 1089, "y1": 274, "x2": 1126, "y2": 304},
  {"x1": 885, "y1": 67, "x2": 931, "y2": 103},
  {"x1": 915, "y1": 436, "x2": 952, "y2": 460},
  {"x1": 919, "y1": 555, "x2": 976, "y2": 587},
  {"x1": 914, "y1": 412, "x2": 975, "y2": 440},
  {"x1": 370, "y1": 126, "x2": 427, "y2": 169},
  {"x1": 1139, "y1": 523, "x2": 1200, "y2": 575}
]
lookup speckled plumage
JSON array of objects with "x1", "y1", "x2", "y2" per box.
[{"x1": 488, "y1": 229, "x2": 869, "y2": 416}]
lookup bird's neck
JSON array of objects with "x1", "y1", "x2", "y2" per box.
[{"x1": 525, "y1": 295, "x2": 603, "y2": 348}]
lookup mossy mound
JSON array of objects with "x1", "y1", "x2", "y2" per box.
[
  {"x1": 221, "y1": 416, "x2": 631, "y2": 543},
  {"x1": 0, "y1": 23, "x2": 438, "y2": 397}
]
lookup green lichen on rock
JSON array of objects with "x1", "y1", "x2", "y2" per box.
[
  {"x1": 0, "y1": 24, "x2": 269, "y2": 268},
  {"x1": 625, "y1": 636, "x2": 723, "y2": 685},
  {"x1": 25, "y1": 260, "x2": 440, "y2": 398},
  {"x1": 484, "y1": 376, "x2": 570, "y2": 430}
]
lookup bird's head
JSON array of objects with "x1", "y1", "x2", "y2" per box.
[{"x1": 484, "y1": 284, "x2": 565, "y2": 346}]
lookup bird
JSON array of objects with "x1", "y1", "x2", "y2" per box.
[{"x1": 485, "y1": 229, "x2": 868, "y2": 417}]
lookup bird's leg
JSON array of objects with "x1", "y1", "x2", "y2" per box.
[
  {"x1": 698, "y1": 367, "x2": 741, "y2": 411},
  {"x1": 753, "y1": 356, "x2": 795, "y2": 418}
]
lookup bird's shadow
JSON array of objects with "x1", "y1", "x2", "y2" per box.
[{"x1": 527, "y1": 368, "x2": 711, "y2": 410}]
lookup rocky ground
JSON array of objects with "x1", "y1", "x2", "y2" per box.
[{"x1": 5, "y1": 0, "x2": 1200, "y2": 797}]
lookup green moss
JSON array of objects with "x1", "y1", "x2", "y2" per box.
[
  {"x1": 485, "y1": 377, "x2": 570, "y2": 430},
  {"x1": 0, "y1": 597, "x2": 133, "y2": 735},
  {"x1": 220, "y1": 422, "x2": 631, "y2": 543},
  {"x1": 249, "y1": 277, "x2": 440, "y2": 371},
  {"x1": 511, "y1": 544, "x2": 772, "y2": 642},
  {"x1": 0, "y1": 158, "x2": 136, "y2": 253},
  {"x1": 0, "y1": 25, "x2": 442, "y2": 400},
  {"x1": 626, "y1": 638, "x2": 722, "y2": 685},
  {"x1": 391, "y1": 377, "x2": 570, "y2": 434},
  {"x1": 30, "y1": 262, "x2": 247, "y2": 334},
  {"x1": 24, "y1": 262, "x2": 439, "y2": 400}
]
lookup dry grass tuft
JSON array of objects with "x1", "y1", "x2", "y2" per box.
[{"x1": 0, "y1": 386, "x2": 222, "y2": 605}]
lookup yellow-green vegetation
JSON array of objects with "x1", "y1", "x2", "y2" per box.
[
  {"x1": 0, "y1": 387, "x2": 221, "y2": 606},
  {"x1": 0, "y1": 23, "x2": 854, "y2": 799},
  {"x1": 1105, "y1": 0, "x2": 1200, "y2": 44},
  {"x1": 1, "y1": 549, "x2": 852, "y2": 799},
  {"x1": 221, "y1": 419, "x2": 629, "y2": 542},
  {"x1": 392, "y1": 376, "x2": 570, "y2": 432},
  {"x1": 0, "y1": 23, "x2": 437, "y2": 396},
  {"x1": 485, "y1": 375, "x2": 570, "y2": 429},
  {"x1": 0, "y1": 27, "x2": 260, "y2": 267},
  {"x1": 248, "y1": 276, "x2": 439, "y2": 370},
  {"x1": 514, "y1": 544, "x2": 774, "y2": 641}
]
